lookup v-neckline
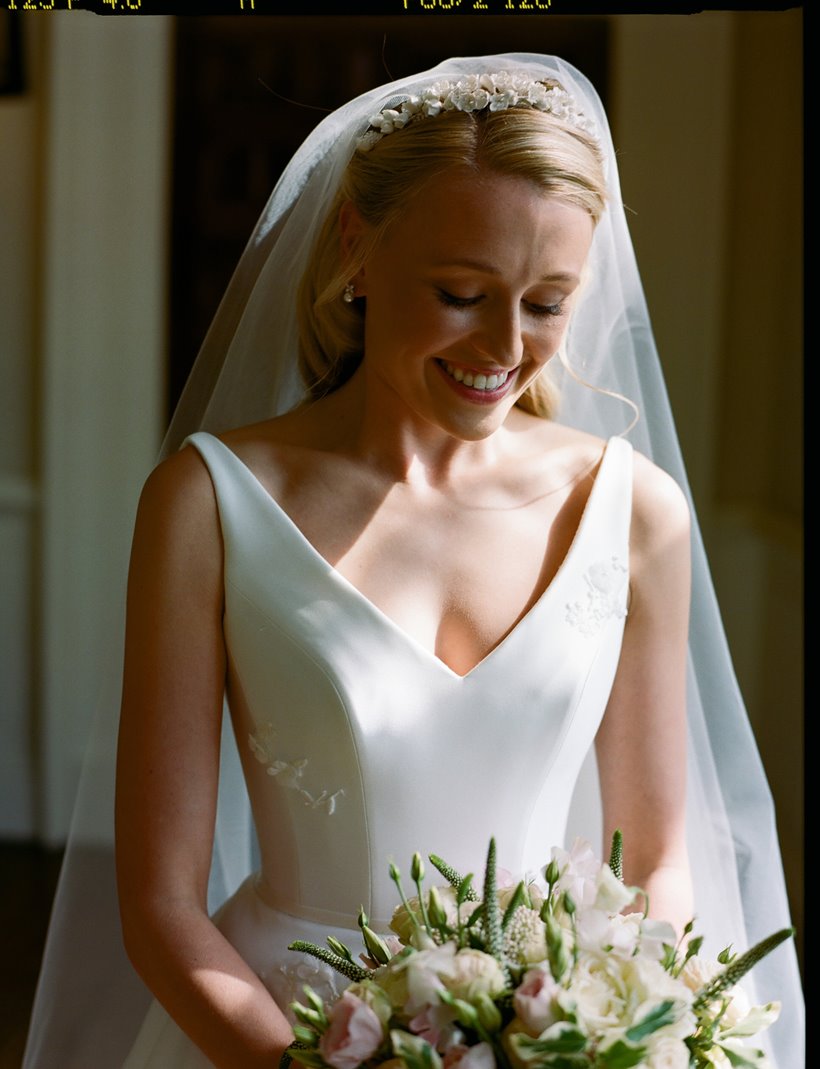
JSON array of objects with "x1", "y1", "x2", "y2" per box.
[{"x1": 196, "y1": 433, "x2": 621, "y2": 682}]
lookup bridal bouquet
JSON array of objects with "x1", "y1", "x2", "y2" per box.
[{"x1": 280, "y1": 835, "x2": 790, "y2": 1069}]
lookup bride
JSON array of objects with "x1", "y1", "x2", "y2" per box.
[{"x1": 23, "y1": 54, "x2": 802, "y2": 1069}]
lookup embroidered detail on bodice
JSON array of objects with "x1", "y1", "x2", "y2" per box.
[
  {"x1": 565, "y1": 555, "x2": 628, "y2": 637},
  {"x1": 249, "y1": 723, "x2": 345, "y2": 815}
]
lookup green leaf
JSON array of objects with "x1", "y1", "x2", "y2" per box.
[
  {"x1": 456, "y1": 873, "x2": 476, "y2": 907},
  {"x1": 625, "y1": 1000, "x2": 681, "y2": 1042},
  {"x1": 514, "y1": 1022, "x2": 588, "y2": 1054},
  {"x1": 595, "y1": 1040, "x2": 648, "y2": 1068},
  {"x1": 501, "y1": 881, "x2": 528, "y2": 932},
  {"x1": 718, "y1": 944, "x2": 737, "y2": 965}
]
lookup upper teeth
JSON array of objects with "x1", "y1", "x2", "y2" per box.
[{"x1": 444, "y1": 363, "x2": 509, "y2": 390}]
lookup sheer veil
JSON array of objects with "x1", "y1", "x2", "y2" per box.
[{"x1": 23, "y1": 53, "x2": 803, "y2": 1069}]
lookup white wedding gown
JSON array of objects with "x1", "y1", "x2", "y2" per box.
[{"x1": 123, "y1": 430, "x2": 633, "y2": 1067}]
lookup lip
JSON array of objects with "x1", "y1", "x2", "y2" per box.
[{"x1": 435, "y1": 358, "x2": 519, "y2": 404}]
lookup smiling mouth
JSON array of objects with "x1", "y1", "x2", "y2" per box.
[{"x1": 439, "y1": 361, "x2": 513, "y2": 392}]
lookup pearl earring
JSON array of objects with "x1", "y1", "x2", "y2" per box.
[{"x1": 342, "y1": 283, "x2": 355, "y2": 304}]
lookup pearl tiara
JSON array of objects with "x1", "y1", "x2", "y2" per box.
[{"x1": 356, "y1": 71, "x2": 597, "y2": 151}]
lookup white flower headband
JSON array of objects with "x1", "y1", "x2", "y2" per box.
[{"x1": 357, "y1": 71, "x2": 597, "y2": 151}]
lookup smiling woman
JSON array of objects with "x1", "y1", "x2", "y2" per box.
[
  {"x1": 299, "y1": 97, "x2": 605, "y2": 426},
  {"x1": 338, "y1": 172, "x2": 594, "y2": 435},
  {"x1": 22, "y1": 52, "x2": 802, "y2": 1069}
]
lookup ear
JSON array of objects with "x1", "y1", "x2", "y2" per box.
[{"x1": 339, "y1": 200, "x2": 370, "y2": 297}]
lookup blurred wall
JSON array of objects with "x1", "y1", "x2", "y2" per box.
[
  {"x1": 612, "y1": 12, "x2": 803, "y2": 949},
  {"x1": 0, "y1": 10, "x2": 801, "y2": 939},
  {"x1": 0, "y1": 14, "x2": 170, "y2": 842}
]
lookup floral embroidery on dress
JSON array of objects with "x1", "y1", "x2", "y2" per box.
[
  {"x1": 565, "y1": 555, "x2": 628, "y2": 637},
  {"x1": 248, "y1": 724, "x2": 344, "y2": 815},
  {"x1": 270, "y1": 957, "x2": 343, "y2": 1018}
]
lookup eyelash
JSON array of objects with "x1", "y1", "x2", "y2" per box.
[{"x1": 436, "y1": 289, "x2": 565, "y2": 318}]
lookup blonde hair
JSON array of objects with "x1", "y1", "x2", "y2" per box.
[{"x1": 297, "y1": 104, "x2": 606, "y2": 417}]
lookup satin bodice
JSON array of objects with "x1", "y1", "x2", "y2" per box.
[{"x1": 187, "y1": 432, "x2": 632, "y2": 929}]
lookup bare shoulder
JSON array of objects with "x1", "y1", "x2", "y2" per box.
[
  {"x1": 628, "y1": 450, "x2": 691, "y2": 583},
  {"x1": 631, "y1": 450, "x2": 691, "y2": 540},
  {"x1": 131, "y1": 445, "x2": 223, "y2": 583},
  {"x1": 137, "y1": 443, "x2": 218, "y2": 529}
]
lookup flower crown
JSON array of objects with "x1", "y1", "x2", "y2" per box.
[{"x1": 356, "y1": 71, "x2": 597, "y2": 151}]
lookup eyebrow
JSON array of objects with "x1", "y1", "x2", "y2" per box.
[{"x1": 432, "y1": 258, "x2": 580, "y2": 283}]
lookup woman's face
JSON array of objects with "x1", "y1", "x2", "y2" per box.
[{"x1": 349, "y1": 166, "x2": 595, "y2": 441}]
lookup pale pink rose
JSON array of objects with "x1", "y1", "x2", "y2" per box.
[
  {"x1": 319, "y1": 991, "x2": 385, "y2": 1069},
  {"x1": 442, "y1": 1041, "x2": 496, "y2": 1069},
  {"x1": 443, "y1": 1044, "x2": 471, "y2": 1068},
  {"x1": 409, "y1": 1004, "x2": 460, "y2": 1051},
  {"x1": 385, "y1": 935, "x2": 404, "y2": 956},
  {"x1": 512, "y1": 966, "x2": 561, "y2": 1035}
]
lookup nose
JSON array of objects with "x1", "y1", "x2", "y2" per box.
[{"x1": 471, "y1": 300, "x2": 525, "y2": 368}]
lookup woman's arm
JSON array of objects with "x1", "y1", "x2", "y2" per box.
[
  {"x1": 115, "y1": 447, "x2": 294, "y2": 1069},
  {"x1": 594, "y1": 451, "x2": 694, "y2": 936}
]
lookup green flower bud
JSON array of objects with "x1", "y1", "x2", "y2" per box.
[
  {"x1": 362, "y1": 922, "x2": 393, "y2": 965},
  {"x1": 474, "y1": 991, "x2": 502, "y2": 1033},
  {"x1": 411, "y1": 852, "x2": 425, "y2": 883},
  {"x1": 428, "y1": 886, "x2": 449, "y2": 929},
  {"x1": 326, "y1": 937, "x2": 354, "y2": 963},
  {"x1": 303, "y1": 986, "x2": 326, "y2": 1015},
  {"x1": 545, "y1": 913, "x2": 569, "y2": 982}
]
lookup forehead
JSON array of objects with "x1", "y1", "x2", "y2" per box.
[{"x1": 379, "y1": 167, "x2": 594, "y2": 273}]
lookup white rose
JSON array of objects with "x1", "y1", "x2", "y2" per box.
[
  {"x1": 623, "y1": 956, "x2": 695, "y2": 1042},
  {"x1": 559, "y1": 954, "x2": 624, "y2": 1035},
  {"x1": 644, "y1": 1035, "x2": 691, "y2": 1069},
  {"x1": 446, "y1": 949, "x2": 507, "y2": 1003}
]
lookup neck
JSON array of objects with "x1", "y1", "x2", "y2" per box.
[{"x1": 316, "y1": 366, "x2": 513, "y2": 490}]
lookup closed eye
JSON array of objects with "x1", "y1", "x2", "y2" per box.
[
  {"x1": 437, "y1": 289, "x2": 567, "y2": 318},
  {"x1": 437, "y1": 289, "x2": 482, "y2": 309},
  {"x1": 525, "y1": 300, "x2": 566, "y2": 318}
]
